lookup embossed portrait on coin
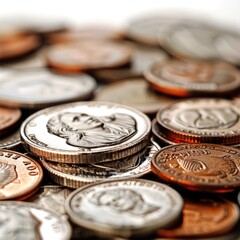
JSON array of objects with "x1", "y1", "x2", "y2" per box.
[
  {"x1": 175, "y1": 108, "x2": 238, "y2": 129},
  {"x1": 46, "y1": 112, "x2": 136, "y2": 148},
  {"x1": 89, "y1": 189, "x2": 159, "y2": 216},
  {"x1": 0, "y1": 162, "x2": 17, "y2": 188}
]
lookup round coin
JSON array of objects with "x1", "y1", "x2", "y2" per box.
[
  {"x1": 21, "y1": 101, "x2": 151, "y2": 163},
  {"x1": 65, "y1": 179, "x2": 183, "y2": 238},
  {"x1": 145, "y1": 59, "x2": 240, "y2": 97},
  {"x1": 151, "y1": 143, "x2": 240, "y2": 192},
  {"x1": 0, "y1": 201, "x2": 71, "y2": 240},
  {"x1": 0, "y1": 69, "x2": 96, "y2": 109},
  {"x1": 156, "y1": 98, "x2": 240, "y2": 144},
  {"x1": 0, "y1": 129, "x2": 21, "y2": 150},
  {"x1": 0, "y1": 149, "x2": 43, "y2": 200}
]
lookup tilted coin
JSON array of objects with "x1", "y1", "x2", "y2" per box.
[
  {"x1": 151, "y1": 144, "x2": 240, "y2": 192},
  {"x1": 65, "y1": 179, "x2": 183, "y2": 238},
  {"x1": 145, "y1": 59, "x2": 240, "y2": 97},
  {"x1": 0, "y1": 149, "x2": 43, "y2": 200},
  {"x1": 156, "y1": 98, "x2": 240, "y2": 144},
  {"x1": 0, "y1": 129, "x2": 21, "y2": 150},
  {"x1": 21, "y1": 101, "x2": 151, "y2": 163},
  {"x1": 0, "y1": 201, "x2": 71, "y2": 240},
  {"x1": 238, "y1": 191, "x2": 240, "y2": 206},
  {"x1": 41, "y1": 140, "x2": 160, "y2": 188},
  {"x1": 0, "y1": 69, "x2": 96, "y2": 109}
]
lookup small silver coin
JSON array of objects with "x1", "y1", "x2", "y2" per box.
[{"x1": 0, "y1": 129, "x2": 21, "y2": 150}]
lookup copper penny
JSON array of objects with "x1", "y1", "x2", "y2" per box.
[
  {"x1": 0, "y1": 106, "x2": 21, "y2": 136},
  {"x1": 157, "y1": 196, "x2": 240, "y2": 238},
  {"x1": 0, "y1": 149, "x2": 43, "y2": 200},
  {"x1": 156, "y1": 98, "x2": 240, "y2": 145},
  {"x1": 151, "y1": 143, "x2": 240, "y2": 192},
  {"x1": 145, "y1": 59, "x2": 240, "y2": 97}
]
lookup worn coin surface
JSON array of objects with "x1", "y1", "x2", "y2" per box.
[
  {"x1": 21, "y1": 101, "x2": 151, "y2": 163},
  {"x1": 0, "y1": 149, "x2": 43, "y2": 200},
  {"x1": 0, "y1": 69, "x2": 96, "y2": 109},
  {"x1": 0, "y1": 129, "x2": 21, "y2": 150},
  {"x1": 65, "y1": 179, "x2": 183, "y2": 238},
  {"x1": 156, "y1": 98, "x2": 240, "y2": 144},
  {"x1": 0, "y1": 201, "x2": 72, "y2": 240},
  {"x1": 151, "y1": 144, "x2": 240, "y2": 192}
]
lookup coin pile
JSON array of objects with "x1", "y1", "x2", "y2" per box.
[{"x1": 0, "y1": 12, "x2": 239, "y2": 240}]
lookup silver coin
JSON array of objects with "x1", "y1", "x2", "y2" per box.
[
  {"x1": 21, "y1": 101, "x2": 151, "y2": 163},
  {"x1": 65, "y1": 179, "x2": 183, "y2": 238},
  {"x1": 238, "y1": 191, "x2": 240, "y2": 206},
  {"x1": 0, "y1": 201, "x2": 72, "y2": 240},
  {"x1": 0, "y1": 129, "x2": 21, "y2": 150},
  {"x1": 0, "y1": 69, "x2": 96, "y2": 109}
]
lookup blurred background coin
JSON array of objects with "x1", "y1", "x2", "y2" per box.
[{"x1": 0, "y1": 129, "x2": 21, "y2": 150}]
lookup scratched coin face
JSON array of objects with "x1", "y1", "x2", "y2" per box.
[
  {"x1": 0, "y1": 201, "x2": 72, "y2": 240},
  {"x1": 65, "y1": 179, "x2": 183, "y2": 238},
  {"x1": 0, "y1": 150, "x2": 43, "y2": 200},
  {"x1": 151, "y1": 144, "x2": 240, "y2": 192}
]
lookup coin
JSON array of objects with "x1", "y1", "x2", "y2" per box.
[
  {"x1": 0, "y1": 149, "x2": 43, "y2": 200},
  {"x1": 0, "y1": 106, "x2": 21, "y2": 136},
  {"x1": 238, "y1": 191, "x2": 240, "y2": 205},
  {"x1": 0, "y1": 69, "x2": 96, "y2": 109},
  {"x1": 0, "y1": 129, "x2": 21, "y2": 150},
  {"x1": 156, "y1": 98, "x2": 240, "y2": 144},
  {"x1": 21, "y1": 101, "x2": 151, "y2": 163},
  {"x1": 65, "y1": 179, "x2": 183, "y2": 238},
  {"x1": 157, "y1": 196, "x2": 240, "y2": 238},
  {"x1": 41, "y1": 139, "x2": 159, "y2": 188},
  {"x1": 151, "y1": 143, "x2": 240, "y2": 192},
  {"x1": 46, "y1": 41, "x2": 132, "y2": 73},
  {"x1": 0, "y1": 201, "x2": 71, "y2": 240},
  {"x1": 145, "y1": 59, "x2": 240, "y2": 97},
  {"x1": 94, "y1": 78, "x2": 175, "y2": 116}
]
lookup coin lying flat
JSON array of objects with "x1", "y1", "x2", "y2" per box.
[
  {"x1": 0, "y1": 129, "x2": 21, "y2": 150},
  {"x1": 65, "y1": 179, "x2": 183, "y2": 238},
  {"x1": 151, "y1": 143, "x2": 240, "y2": 192},
  {"x1": 21, "y1": 101, "x2": 151, "y2": 163},
  {"x1": 0, "y1": 201, "x2": 71, "y2": 240},
  {"x1": 156, "y1": 98, "x2": 240, "y2": 145},
  {"x1": 145, "y1": 59, "x2": 240, "y2": 97},
  {"x1": 0, "y1": 69, "x2": 96, "y2": 109},
  {"x1": 0, "y1": 149, "x2": 43, "y2": 200}
]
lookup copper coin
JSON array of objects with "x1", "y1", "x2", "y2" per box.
[
  {"x1": 145, "y1": 59, "x2": 240, "y2": 97},
  {"x1": 0, "y1": 149, "x2": 43, "y2": 200},
  {"x1": 0, "y1": 106, "x2": 21, "y2": 136},
  {"x1": 151, "y1": 143, "x2": 240, "y2": 192},
  {"x1": 46, "y1": 41, "x2": 132, "y2": 73},
  {"x1": 157, "y1": 196, "x2": 240, "y2": 238},
  {"x1": 156, "y1": 98, "x2": 240, "y2": 145}
]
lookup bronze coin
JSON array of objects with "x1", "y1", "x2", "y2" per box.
[
  {"x1": 156, "y1": 98, "x2": 240, "y2": 145},
  {"x1": 0, "y1": 106, "x2": 21, "y2": 136},
  {"x1": 145, "y1": 59, "x2": 240, "y2": 97},
  {"x1": 0, "y1": 149, "x2": 43, "y2": 200},
  {"x1": 151, "y1": 143, "x2": 240, "y2": 192},
  {"x1": 157, "y1": 196, "x2": 240, "y2": 238}
]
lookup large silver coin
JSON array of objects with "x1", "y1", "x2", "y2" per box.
[
  {"x1": 65, "y1": 179, "x2": 183, "y2": 238},
  {"x1": 21, "y1": 101, "x2": 151, "y2": 163}
]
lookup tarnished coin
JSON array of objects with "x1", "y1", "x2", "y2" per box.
[
  {"x1": 151, "y1": 144, "x2": 240, "y2": 192},
  {"x1": 156, "y1": 98, "x2": 240, "y2": 144},
  {"x1": 0, "y1": 149, "x2": 43, "y2": 200},
  {"x1": 157, "y1": 196, "x2": 240, "y2": 238},
  {"x1": 21, "y1": 101, "x2": 151, "y2": 163},
  {"x1": 0, "y1": 201, "x2": 71, "y2": 240},
  {"x1": 65, "y1": 179, "x2": 183, "y2": 238},
  {"x1": 145, "y1": 59, "x2": 240, "y2": 97},
  {"x1": 46, "y1": 41, "x2": 132, "y2": 73},
  {"x1": 94, "y1": 78, "x2": 175, "y2": 116},
  {"x1": 41, "y1": 140, "x2": 160, "y2": 188},
  {"x1": 0, "y1": 129, "x2": 21, "y2": 150},
  {"x1": 0, "y1": 69, "x2": 96, "y2": 109},
  {"x1": 0, "y1": 106, "x2": 21, "y2": 136}
]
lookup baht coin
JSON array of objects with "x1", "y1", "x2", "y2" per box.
[
  {"x1": 0, "y1": 129, "x2": 21, "y2": 150},
  {"x1": 0, "y1": 149, "x2": 43, "y2": 200},
  {"x1": 0, "y1": 69, "x2": 96, "y2": 109},
  {"x1": 0, "y1": 201, "x2": 72, "y2": 240},
  {"x1": 151, "y1": 143, "x2": 240, "y2": 193},
  {"x1": 21, "y1": 101, "x2": 151, "y2": 163},
  {"x1": 145, "y1": 59, "x2": 240, "y2": 97},
  {"x1": 65, "y1": 179, "x2": 183, "y2": 238},
  {"x1": 156, "y1": 98, "x2": 240, "y2": 145}
]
